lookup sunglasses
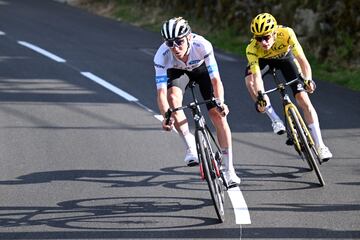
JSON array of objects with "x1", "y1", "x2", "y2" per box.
[
  {"x1": 165, "y1": 38, "x2": 185, "y2": 48},
  {"x1": 255, "y1": 35, "x2": 272, "y2": 42}
]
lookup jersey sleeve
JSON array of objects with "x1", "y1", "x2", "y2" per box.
[
  {"x1": 202, "y1": 40, "x2": 220, "y2": 80},
  {"x1": 154, "y1": 47, "x2": 168, "y2": 90},
  {"x1": 288, "y1": 28, "x2": 305, "y2": 57},
  {"x1": 246, "y1": 41, "x2": 260, "y2": 74}
]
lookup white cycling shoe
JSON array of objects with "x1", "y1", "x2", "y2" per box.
[
  {"x1": 224, "y1": 169, "x2": 241, "y2": 186},
  {"x1": 317, "y1": 146, "x2": 333, "y2": 162},
  {"x1": 272, "y1": 120, "x2": 286, "y2": 135},
  {"x1": 184, "y1": 148, "x2": 199, "y2": 167}
]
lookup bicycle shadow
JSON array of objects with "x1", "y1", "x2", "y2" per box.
[
  {"x1": 0, "y1": 195, "x2": 218, "y2": 229},
  {"x1": 236, "y1": 163, "x2": 323, "y2": 191},
  {"x1": 0, "y1": 168, "x2": 245, "y2": 239},
  {"x1": 0, "y1": 168, "x2": 349, "y2": 238},
  {"x1": 0, "y1": 163, "x2": 320, "y2": 192},
  {"x1": 0, "y1": 195, "x2": 241, "y2": 239}
]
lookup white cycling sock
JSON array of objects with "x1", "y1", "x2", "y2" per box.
[
  {"x1": 265, "y1": 105, "x2": 282, "y2": 122},
  {"x1": 221, "y1": 147, "x2": 234, "y2": 172},
  {"x1": 181, "y1": 130, "x2": 196, "y2": 150},
  {"x1": 308, "y1": 122, "x2": 325, "y2": 148}
]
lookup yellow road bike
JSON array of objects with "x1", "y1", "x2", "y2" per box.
[{"x1": 258, "y1": 67, "x2": 325, "y2": 186}]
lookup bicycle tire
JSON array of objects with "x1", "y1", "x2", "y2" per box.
[
  {"x1": 195, "y1": 129, "x2": 225, "y2": 222},
  {"x1": 286, "y1": 108, "x2": 314, "y2": 171},
  {"x1": 289, "y1": 108, "x2": 325, "y2": 186},
  {"x1": 310, "y1": 144, "x2": 322, "y2": 165}
]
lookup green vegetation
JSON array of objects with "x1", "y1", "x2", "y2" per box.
[
  {"x1": 310, "y1": 57, "x2": 360, "y2": 91},
  {"x1": 111, "y1": 0, "x2": 359, "y2": 91}
]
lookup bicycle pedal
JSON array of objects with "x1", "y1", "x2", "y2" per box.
[
  {"x1": 226, "y1": 183, "x2": 238, "y2": 189},
  {"x1": 186, "y1": 160, "x2": 199, "y2": 167},
  {"x1": 285, "y1": 138, "x2": 294, "y2": 146},
  {"x1": 277, "y1": 130, "x2": 286, "y2": 135}
]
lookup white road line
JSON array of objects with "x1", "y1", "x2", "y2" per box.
[
  {"x1": 0, "y1": 31, "x2": 5, "y2": 35},
  {"x1": 228, "y1": 186, "x2": 252, "y2": 224},
  {"x1": 154, "y1": 114, "x2": 163, "y2": 122},
  {"x1": 80, "y1": 72, "x2": 138, "y2": 102},
  {"x1": 154, "y1": 114, "x2": 178, "y2": 133},
  {"x1": 17, "y1": 41, "x2": 66, "y2": 62}
]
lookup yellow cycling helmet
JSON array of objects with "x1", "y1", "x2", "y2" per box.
[{"x1": 250, "y1": 13, "x2": 277, "y2": 36}]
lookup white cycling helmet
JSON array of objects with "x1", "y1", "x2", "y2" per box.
[{"x1": 161, "y1": 17, "x2": 191, "y2": 40}]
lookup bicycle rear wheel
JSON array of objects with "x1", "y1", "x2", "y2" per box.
[
  {"x1": 289, "y1": 108, "x2": 325, "y2": 186},
  {"x1": 195, "y1": 129, "x2": 225, "y2": 222}
]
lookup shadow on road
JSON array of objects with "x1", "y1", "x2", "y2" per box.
[{"x1": 0, "y1": 167, "x2": 357, "y2": 236}]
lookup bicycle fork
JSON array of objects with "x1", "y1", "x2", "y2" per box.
[
  {"x1": 198, "y1": 130, "x2": 222, "y2": 182},
  {"x1": 204, "y1": 129, "x2": 222, "y2": 178},
  {"x1": 284, "y1": 103, "x2": 315, "y2": 153}
]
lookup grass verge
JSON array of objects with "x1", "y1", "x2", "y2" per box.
[{"x1": 112, "y1": 0, "x2": 359, "y2": 91}]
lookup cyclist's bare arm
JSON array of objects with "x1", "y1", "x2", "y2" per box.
[
  {"x1": 245, "y1": 74, "x2": 257, "y2": 102},
  {"x1": 157, "y1": 88, "x2": 169, "y2": 116},
  {"x1": 211, "y1": 77, "x2": 225, "y2": 103},
  {"x1": 250, "y1": 71, "x2": 270, "y2": 111},
  {"x1": 211, "y1": 76, "x2": 229, "y2": 116},
  {"x1": 295, "y1": 53, "x2": 315, "y2": 93},
  {"x1": 157, "y1": 88, "x2": 173, "y2": 130},
  {"x1": 252, "y1": 71, "x2": 265, "y2": 97}
]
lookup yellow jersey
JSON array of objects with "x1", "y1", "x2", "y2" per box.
[{"x1": 246, "y1": 26, "x2": 305, "y2": 74}]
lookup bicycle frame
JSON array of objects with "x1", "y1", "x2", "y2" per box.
[
  {"x1": 167, "y1": 81, "x2": 222, "y2": 157},
  {"x1": 266, "y1": 69, "x2": 315, "y2": 152},
  {"x1": 261, "y1": 67, "x2": 325, "y2": 186},
  {"x1": 165, "y1": 80, "x2": 226, "y2": 221}
]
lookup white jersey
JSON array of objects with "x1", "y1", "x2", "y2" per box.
[{"x1": 154, "y1": 33, "x2": 220, "y2": 89}]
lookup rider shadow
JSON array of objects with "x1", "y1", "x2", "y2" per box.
[
  {"x1": 236, "y1": 163, "x2": 322, "y2": 190},
  {"x1": 0, "y1": 168, "x2": 204, "y2": 190},
  {"x1": 0, "y1": 168, "x2": 236, "y2": 238}
]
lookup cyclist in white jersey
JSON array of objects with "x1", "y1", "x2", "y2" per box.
[{"x1": 154, "y1": 17, "x2": 240, "y2": 185}]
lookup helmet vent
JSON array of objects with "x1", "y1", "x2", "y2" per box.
[
  {"x1": 250, "y1": 13, "x2": 277, "y2": 36},
  {"x1": 161, "y1": 17, "x2": 191, "y2": 40}
]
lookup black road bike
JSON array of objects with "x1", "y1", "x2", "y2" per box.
[{"x1": 165, "y1": 81, "x2": 234, "y2": 222}]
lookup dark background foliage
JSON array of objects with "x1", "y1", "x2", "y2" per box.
[{"x1": 135, "y1": 0, "x2": 359, "y2": 68}]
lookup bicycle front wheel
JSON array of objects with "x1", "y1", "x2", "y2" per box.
[
  {"x1": 289, "y1": 108, "x2": 325, "y2": 186},
  {"x1": 195, "y1": 129, "x2": 225, "y2": 222}
]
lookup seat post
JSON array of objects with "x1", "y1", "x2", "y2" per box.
[
  {"x1": 189, "y1": 81, "x2": 198, "y2": 104},
  {"x1": 272, "y1": 68, "x2": 280, "y2": 84}
]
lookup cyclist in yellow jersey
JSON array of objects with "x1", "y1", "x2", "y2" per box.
[{"x1": 244, "y1": 13, "x2": 332, "y2": 161}]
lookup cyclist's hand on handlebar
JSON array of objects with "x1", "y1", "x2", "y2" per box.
[
  {"x1": 256, "y1": 91, "x2": 267, "y2": 112},
  {"x1": 163, "y1": 108, "x2": 174, "y2": 131},
  {"x1": 213, "y1": 98, "x2": 229, "y2": 117},
  {"x1": 218, "y1": 103, "x2": 229, "y2": 117},
  {"x1": 304, "y1": 79, "x2": 316, "y2": 94},
  {"x1": 162, "y1": 118, "x2": 174, "y2": 131}
]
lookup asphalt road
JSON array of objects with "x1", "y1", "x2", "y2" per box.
[{"x1": 0, "y1": 1, "x2": 359, "y2": 239}]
